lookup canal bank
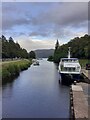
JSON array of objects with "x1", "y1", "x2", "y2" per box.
[
  {"x1": 69, "y1": 68, "x2": 90, "y2": 119},
  {"x1": 2, "y1": 59, "x2": 32, "y2": 84},
  {"x1": 70, "y1": 82, "x2": 89, "y2": 119}
]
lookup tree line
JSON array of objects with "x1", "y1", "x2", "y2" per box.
[
  {"x1": 53, "y1": 34, "x2": 90, "y2": 63},
  {"x1": 1, "y1": 35, "x2": 36, "y2": 59}
]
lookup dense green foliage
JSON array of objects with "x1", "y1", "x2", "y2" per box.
[
  {"x1": 47, "y1": 55, "x2": 53, "y2": 61},
  {"x1": 2, "y1": 59, "x2": 32, "y2": 83},
  {"x1": 79, "y1": 59, "x2": 89, "y2": 68},
  {"x1": 54, "y1": 34, "x2": 90, "y2": 63},
  {"x1": 1, "y1": 35, "x2": 36, "y2": 59},
  {"x1": 29, "y1": 51, "x2": 36, "y2": 59}
]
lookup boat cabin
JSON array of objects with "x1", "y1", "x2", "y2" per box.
[{"x1": 59, "y1": 58, "x2": 81, "y2": 73}]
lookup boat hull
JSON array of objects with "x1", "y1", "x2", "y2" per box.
[{"x1": 60, "y1": 73, "x2": 81, "y2": 84}]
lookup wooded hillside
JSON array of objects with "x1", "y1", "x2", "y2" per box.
[
  {"x1": 35, "y1": 49, "x2": 54, "y2": 58},
  {"x1": 1, "y1": 35, "x2": 36, "y2": 59},
  {"x1": 54, "y1": 34, "x2": 90, "y2": 63}
]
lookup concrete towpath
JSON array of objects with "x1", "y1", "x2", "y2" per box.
[{"x1": 71, "y1": 83, "x2": 89, "y2": 119}]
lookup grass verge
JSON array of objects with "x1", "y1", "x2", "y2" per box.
[
  {"x1": 79, "y1": 59, "x2": 89, "y2": 68},
  {"x1": 2, "y1": 59, "x2": 32, "y2": 84}
]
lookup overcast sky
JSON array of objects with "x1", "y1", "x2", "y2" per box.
[{"x1": 1, "y1": 2, "x2": 88, "y2": 51}]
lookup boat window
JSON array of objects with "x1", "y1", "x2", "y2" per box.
[
  {"x1": 73, "y1": 68, "x2": 75, "y2": 71},
  {"x1": 64, "y1": 68, "x2": 67, "y2": 71},
  {"x1": 61, "y1": 59, "x2": 78, "y2": 62}
]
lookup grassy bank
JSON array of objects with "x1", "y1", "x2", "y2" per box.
[
  {"x1": 2, "y1": 59, "x2": 32, "y2": 83},
  {"x1": 79, "y1": 59, "x2": 89, "y2": 68}
]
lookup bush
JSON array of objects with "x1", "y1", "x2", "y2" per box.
[{"x1": 47, "y1": 56, "x2": 53, "y2": 61}]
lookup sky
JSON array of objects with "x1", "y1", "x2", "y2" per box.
[{"x1": 1, "y1": 2, "x2": 88, "y2": 51}]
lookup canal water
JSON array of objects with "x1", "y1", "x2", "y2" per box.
[{"x1": 2, "y1": 59, "x2": 70, "y2": 118}]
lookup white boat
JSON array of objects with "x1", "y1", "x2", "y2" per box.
[
  {"x1": 33, "y1": 60, "x2": 39, "y2": 66},
  {"x1": 58, "y1": 47, "x2": 81, "y2": 83}
]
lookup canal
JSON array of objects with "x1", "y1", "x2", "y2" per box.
[{"x1": 2, "y1": 59, "x2": 70, "y2": 118}]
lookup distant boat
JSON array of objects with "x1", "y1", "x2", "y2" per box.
[
  {"x1": 33, "y1": 59, "x2": 39, "y2": 66},
  {"x1": 58, "y1": 47, "x2": 81, "y2": 83}
]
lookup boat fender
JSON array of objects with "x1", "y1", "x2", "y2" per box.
[{"x1": 73, "y1": 81, "x2": 77, "y2": 85}]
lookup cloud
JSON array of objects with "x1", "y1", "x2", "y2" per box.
[
  {"x1": 2, "y1": 2, "x2": 88, "y2": 51},
  {"x1": 2, "y1": 3, "x2": 33, "y2": 30},
  {"x1": 15, "y1": 36, "x2": 57, "y2": 51},
  {"x1": 31, "y1": 2, "x2": 88, "y2": 27},
  {"x1": 29, "y1": 32, "x2": 48, "y2": 37},
  {"x1": 2, "y1": 2, "x2": 88, "y2": 29},
  {"x1": 2, "y1": 18, "x2": 31, "y2": 30}
]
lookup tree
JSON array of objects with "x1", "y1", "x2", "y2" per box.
[
  {"x1": 55, "y1": 39, "x2": 59, "y2": 51},
  {"x1": 53, "y1": 39, "x2": 60, "y2": 63},
  {"x1": 2, "y1": 35, "x2": 7, "y2": 41},
  {"x1": 53, "y1": 34, "x2": 90, "y2": 63},
  {"x1": 1, "y1": 35, "x2": 29, "y2": 59},
  {"x1": 29, "y1": 51, "x2": 36, "y2": 59},
  {"x1": 9, "y1": 37, "x2": 14, "y2": 42}
]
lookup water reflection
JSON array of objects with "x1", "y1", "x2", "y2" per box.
[{"x1": 2, "y1": 59, "x2": 70, "y2": 118}]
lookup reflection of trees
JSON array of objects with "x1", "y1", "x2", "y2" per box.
[
  {"x1": 2, "y1": 75, "x2": 20, "y2": 98},
  {"x1": 2, "y1": 74, "x2": 18, "y2": 87}
]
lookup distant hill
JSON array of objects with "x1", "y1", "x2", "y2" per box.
[{"x1": 34, "y1": 49, "x2": 54, "y2": 58}]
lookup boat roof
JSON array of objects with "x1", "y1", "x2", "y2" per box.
[{"x1": 61, "y1": 58, "x2": 78, "y2": 60}]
